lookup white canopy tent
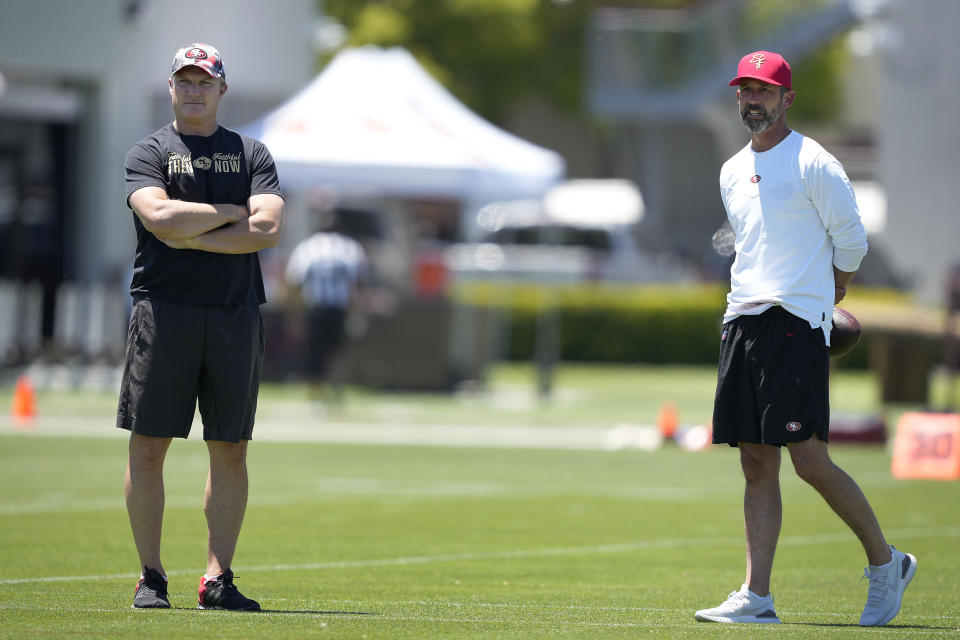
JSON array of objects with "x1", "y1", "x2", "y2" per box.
[
  {"x1": 240, "y1": 48, "x2": 565, "y2": 389},
  {"x1": 240, "y1": 46, "x2": 564, "y2": 202}
]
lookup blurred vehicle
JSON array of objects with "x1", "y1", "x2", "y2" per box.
[{"x1": 447, "y1": 180, "x2": 698, "y2": 284}]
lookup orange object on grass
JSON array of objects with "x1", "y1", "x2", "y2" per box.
[
  {"x1": 11, "y1": 375, "x2": 37, "y2": 422},
  {"x1": 891, "y1": 412, "x2": 960, "y2": 480},
  {"x1": 657, "y1": 403, "x2": 678, "y2": 439}
]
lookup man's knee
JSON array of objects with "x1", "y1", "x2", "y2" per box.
[
  {"x1": 739, "y1": 443, "x2": 780, "y2": 481},
  {"x1": 788, "y1": 438, "x2": 833, "y2": 486},
  {"x1": 129, "y1": 435, "x2": 172, "y2": 469},
  {"x1": 207, "y1": 440, "x2": 249, "y2": 469}
]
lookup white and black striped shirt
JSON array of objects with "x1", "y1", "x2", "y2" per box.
[{"x1": 285, "y1": 232, "x2": 367, "y2": 309}]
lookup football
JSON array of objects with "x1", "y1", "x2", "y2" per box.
[{"x1": 830, "y1": 307, "x2": 862, "y2": 358}]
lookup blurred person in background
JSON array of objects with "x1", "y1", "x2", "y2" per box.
[
  {"x1": 694, "y1": 51, "x2": 915, "y2": 627},
  {"x1": 119, "y1": 42, "x2": 283, "y2": 611},
  {"x1": 285, "y1": 208, "x2": 369, "y2": 411}
]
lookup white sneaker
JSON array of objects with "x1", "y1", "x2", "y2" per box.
[
  {"x1": 859, "y1": 545, "x2": 917, "y2": 626},
  {"x1": 695, "y1": 584, "x2": 781, "y2": 623}
]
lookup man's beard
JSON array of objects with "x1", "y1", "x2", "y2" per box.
[{"x1": 740, "y1": 103, "x2": 779, "y2": 134}]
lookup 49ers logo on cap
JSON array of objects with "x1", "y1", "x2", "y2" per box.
[
  {"x1": 750, "y1": 53, "x2": 766, "y2": 68},
  {"x1": 786, "y1": 421, "x2": 802, "y2": 432},
  {"x1": 171, "y1": 42, "x2": 224, "y2": 79}
]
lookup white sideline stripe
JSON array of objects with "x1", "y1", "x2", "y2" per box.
[
  {"x1": 0, "y1": 416, "x2": 629, "y2": 450},
  {"x1": 311, "y1": 599, "x2": 690, "y2": 613},
  {"x1": 1, "y1": 603, "x2": 955, "y2": 626},
  {"x1": 2, "y1": 525, "x2": 957, "y2": 586},
  {"x1": 0, "y1": 481, "x2": 734, "y2": 515},
  {"x1": 296, "y1": 598, "x2": 960, "y2": 620}
]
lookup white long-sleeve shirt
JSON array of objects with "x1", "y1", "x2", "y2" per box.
[{"x1": 719, "y1": 131, "x2": 868, "y2": 344}]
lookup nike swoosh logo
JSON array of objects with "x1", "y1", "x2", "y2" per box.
[{"x1": 786, "y1": 330, "x2": 799, "y2": 337}]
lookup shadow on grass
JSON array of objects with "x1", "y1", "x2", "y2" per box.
[
  {"x1": 792, "y1": 622, "x2": 950, "y2": 631},
  {"x1": 166, "y1": 607, "x2": 376, "y2": 616},
  {"x1": 259, "y1": 609, "x2": 376, "y2": 616}
]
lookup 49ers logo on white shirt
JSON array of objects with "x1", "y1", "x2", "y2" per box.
[{"x1": 786, "y1": 421, "x2": 802, "y2": 432}]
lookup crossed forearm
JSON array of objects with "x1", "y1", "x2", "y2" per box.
[
  {"x1": 145, "y1": 199, "x2": 248, "y2": 241},
  {"x1": 170, "y1": 213, "x2": 280, "y2": 254},
  {"x1": 161, "y1": 194, "x2": 283, "y2": 255}
]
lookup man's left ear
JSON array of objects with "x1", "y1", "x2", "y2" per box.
[
  {"x1": 220, "y1": 82, "x2": 228, "y2": 97},
  {"x1": 783, "y1": 90, "x2": 796, "y2": 108}
]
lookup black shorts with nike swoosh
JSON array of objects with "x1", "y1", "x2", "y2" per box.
[{"x1": 712, "y1": 305, "x2": 829, "y2": 447}]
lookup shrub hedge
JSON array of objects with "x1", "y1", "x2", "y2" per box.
[{"x1": 452, "y1": 281, "x2": 872, "y2": 369}]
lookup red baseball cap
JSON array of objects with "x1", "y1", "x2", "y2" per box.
[
  {"x1": 729, "y1": 51, "x2": 791, "y2": 88},
  {"x1": 170, "y1": 42, "x2": 225, "y2": 79}
]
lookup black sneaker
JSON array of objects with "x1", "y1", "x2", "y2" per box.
[
  {"x1": 132, "y1": 567, "x2": 170, "y2": 609},
  {"x1": 197, "y1": 568, "x2": 261, "y2": 611}
]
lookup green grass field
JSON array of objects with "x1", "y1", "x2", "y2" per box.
[{"x1": 1, "y1": 364, "x2": 958, "y2": 639}]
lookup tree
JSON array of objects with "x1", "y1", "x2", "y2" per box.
[
  {"x1": 321, "y1": 0, "x2": 603, "y2": 123},
  {"x1": 320, "y1": 0, "x2": 844, "y2": 126}
]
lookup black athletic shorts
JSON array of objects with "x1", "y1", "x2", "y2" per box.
[
  {"x1": 712, "y1": 305, "x2": 829, "y2": 447},
  {"x1": 116, "y1": 298, "x2": 265, "y2": 442}
]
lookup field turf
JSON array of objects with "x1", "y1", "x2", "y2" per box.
[{"x1": 0, "y1": 364, "x2": 958, "y2": 638}]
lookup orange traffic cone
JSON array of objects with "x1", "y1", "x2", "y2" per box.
[
  {"x1": 11, "y1": 375, "x2": 37, "y2": 424},
  {"x1": 657, "y1": 402, "x2": 678, "y2": 440}
]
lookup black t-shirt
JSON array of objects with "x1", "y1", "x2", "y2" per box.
[{"x1": 124, "y1": 124, "x2": 283, "y2": 305}]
